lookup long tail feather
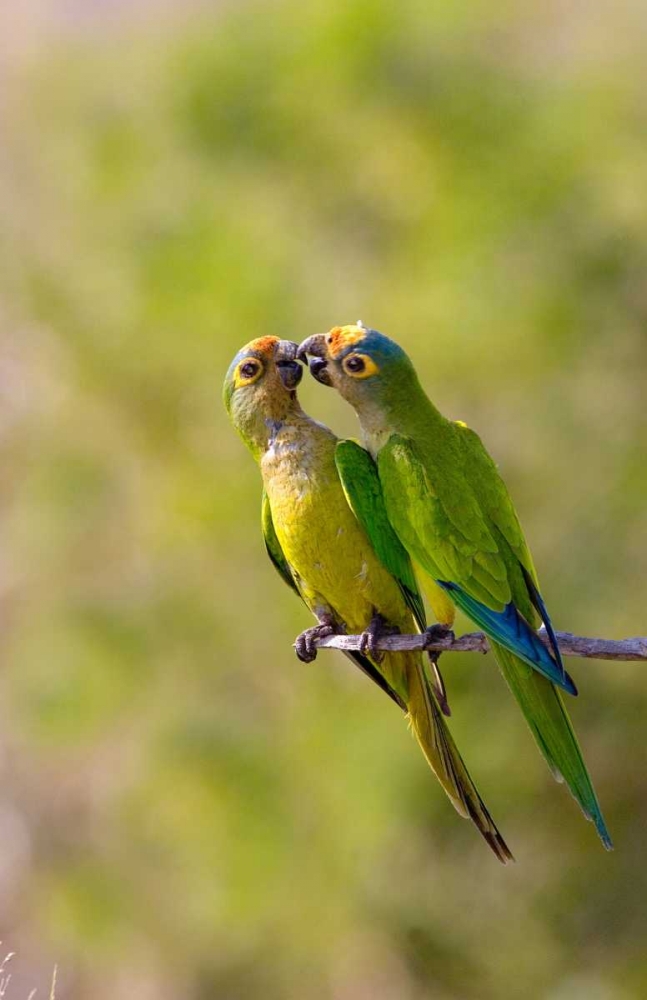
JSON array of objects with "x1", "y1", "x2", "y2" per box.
[
  {"x1": 493, "y1": 642, "x2": 612, "y2": 850},
  {"x1": 400, "y1": 651, "x2": 514, "y2": 864}
]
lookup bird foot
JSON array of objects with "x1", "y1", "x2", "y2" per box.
[
  {"x1": 424, "y1": 624, "x2": 455, "y2": 652},
  {"x1": 359, "y1": 614, "x2": 400, "y2": 662},
  {"x1": 294, "y1": 619, "x2": 336, "y2": 663}
]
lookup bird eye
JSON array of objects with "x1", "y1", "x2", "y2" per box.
[
  {"x1": 344, "y1": 356, "x2": 365, "y2": 373},
  {"x1": 236, "y1": 358, "x2": 263, "y2": 386},
  {"x1": 341, "y1": 353, "x2": 379, "y2": 379}
]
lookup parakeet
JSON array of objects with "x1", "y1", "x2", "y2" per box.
[
  {"x1": 298, "y1": 324, "x2": 611, "y2": 849},
  {"x1": 224, "y1": 335, "x2": 513, "y2": 862}
]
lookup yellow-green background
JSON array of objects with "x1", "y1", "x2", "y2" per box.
[{"x1": 1, "y1": 2, "x2": 646, "y2": 997}]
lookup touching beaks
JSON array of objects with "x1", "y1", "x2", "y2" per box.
[
  {"x1": 297, "y1": 334, "x2": 332, "y2": 387},
  {"x1": 296, "y1": 334, "x2": 327, "y2": 362}
]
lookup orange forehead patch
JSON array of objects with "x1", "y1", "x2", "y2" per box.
[
  {"x1": 327, "y1": 325, "x2": 367, "y2": 359},
  {"x1": 247, "y1": 336, "x2": 279, "y2": 356}
]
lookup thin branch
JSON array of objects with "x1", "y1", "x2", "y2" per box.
[{"x1": 311, "y1": 628, "x2": 647, "y2": 661}]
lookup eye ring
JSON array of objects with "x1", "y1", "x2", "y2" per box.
[
  {"x1": 235, "y1": 357, "x2": 263, "y2": 387},
  {"x1": 341, "y1": 352, "x2": 379, "y2": 379}
]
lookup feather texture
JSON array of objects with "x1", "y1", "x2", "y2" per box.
[{"x1": 309, "y1": 324, "x2": 611, "y2": 849}]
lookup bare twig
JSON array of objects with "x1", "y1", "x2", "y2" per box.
[{"x1": 311, "y1": 628, "x2": 647, "y2": 661}]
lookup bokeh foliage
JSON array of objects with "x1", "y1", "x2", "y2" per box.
[{"x1": 1, "y1": 1, "x2": 647, "y2": 997}]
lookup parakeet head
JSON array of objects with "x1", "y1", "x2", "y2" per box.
[
  {"x1": 298, "y1": 324, "x2": 420, "y2": 434},
  {"x1": 224, "y1": 337, "x2": 303, "y2": 455}
]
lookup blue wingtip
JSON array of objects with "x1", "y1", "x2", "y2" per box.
[
  {"x1": 437, "y1": 581, "x2": 578, "y2": 695},
  {"x1": 587, "y1": 807, "x2": 613, "y2": 850},
  {"x1": 598, "y1": 826, "x2": 614, "y2": 851}
]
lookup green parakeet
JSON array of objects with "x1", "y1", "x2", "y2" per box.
[
  {"x1": 224, "y1": 335, "x2": 513, "y2": 862},
  {"x1": 298, "y1": 324, "x2": 611, "y2": 850}
]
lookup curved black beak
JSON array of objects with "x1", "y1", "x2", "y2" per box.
[
  {"x1": 296, "y1": 334, "x2": 327, "y2": 362},
  {"x1": 275, "y1": 340, "x2": 303, "y2": 391},
  {"x1": 297, "y1": 334, "x2": 332, "y2": 387},
  {"x1": 276, "y1": 359, "x2": 303, "y2": 390},
  {"x1": 277, "y1": 340, "x2": 299, "y2": 362},
  {"x1": 309, "y1": 357, "x2": 332, "y2": 386}
]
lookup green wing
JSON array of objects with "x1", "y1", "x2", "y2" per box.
[
  {"x1": 377, "y1": 433, "x2": 512, "y2": 610},
  {"x1": 454, "y1": 421, "x2": 567, "y2": 667},
  {"x1": 378, "y1": 433, "x2": 577, "y2": 692},
  {"x1": 334, "y1": 439, "x2": 426, "y2": 630},
  {"x1": 454, "y1": 421, "x2": 538, "y2": 585},
  {"x1": 262, "y1": 489, "x2": 300, "y2": 596}
]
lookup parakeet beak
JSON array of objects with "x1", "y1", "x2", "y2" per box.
[
  {"x1": 296, "y1": 334, "x2": 327, "y2": 361},
  {"x1": 276, "y1": 359, "x2": 303, "y2": 390},
  {"x1": 297, "y1": 334, "x2": 332, "y2": 387},
  {"x1": 277, "y1": 340, "x2": 300, "y2": 362},
  {"x1": 275, "y1": 340, "x2": 303, "y2": 390}
]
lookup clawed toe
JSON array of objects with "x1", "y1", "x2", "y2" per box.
[
  {"x1": 425, "y1": 624, "x2": 456, "y2": 647},
  {"x1": 295, "y1": 622, "x2": 336, "y2": 663},
  {"x1": 359, "y1": 633, "x2": 380, "y2": 659},
  {"x1": 295, "y1": 633, "x2": 316, "y2": 663},
  {"x1": 359, "y1": 614, "x2": 399, "y2": 662}
]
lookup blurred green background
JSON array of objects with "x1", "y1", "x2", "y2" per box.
[{"x1": 1, "y1": 1, "x2": 646, "y2": 997}]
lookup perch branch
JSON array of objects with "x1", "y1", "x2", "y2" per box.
[{"x1": 309, "y1": 628, "x2": 647, "y2": 661}]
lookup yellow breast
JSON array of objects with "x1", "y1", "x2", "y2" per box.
[{"x1": 261, "y1": 419, "x2": 411, "y2": 635}]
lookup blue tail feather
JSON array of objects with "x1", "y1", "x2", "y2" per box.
[{"x1": 437, "y1": 580, "x2": 577, "y2": 696}]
